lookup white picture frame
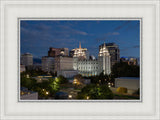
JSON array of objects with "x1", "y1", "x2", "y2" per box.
[{"x1": 0, "y1": 0, "x2": 159, "y2": 120}]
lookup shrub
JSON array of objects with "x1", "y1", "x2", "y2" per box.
[{"x1": 116, "y1": 87, "x2": 127, "y2": 94}]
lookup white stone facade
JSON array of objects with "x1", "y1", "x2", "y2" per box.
[
  {"x1": 73, "y1": 43, "x2": 111, "y2": 77},
  {"x1": 76, "y1": 60, "x2": 99, "y2": 76}
]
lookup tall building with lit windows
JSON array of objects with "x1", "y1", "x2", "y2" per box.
[{"x1": 73, "y1": 42, "x2": 111, "y2": 77}]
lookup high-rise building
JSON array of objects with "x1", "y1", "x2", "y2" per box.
[
  {"x1": 21, "y1": 53, "x2": 33, "y2": 66},
  {"x1": 54, "y1": 56, "x2": 73, "y2": 72},
  {"x1": 48, "y1": 47, "x2": 69, "y2": 57},
  {"x1": 54, "y1": 56, "x2": 78, "y2": 78},
  {"x1": 99, "y1": 43, "x2": 120, "y2": 66},
  {"x1": 41, "y1": 56, "x2": 54, "y2": 73},
  {"x1": 71, "y1": 42, "x2": 89, "y2": 60}
]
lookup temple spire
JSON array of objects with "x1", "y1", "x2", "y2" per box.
[
  {"x1": 103, "y1": 42, "x2": 106, "y2": 48},
  {"x1": 79, "y1": 42, "x2": 81, "y2": 49}
]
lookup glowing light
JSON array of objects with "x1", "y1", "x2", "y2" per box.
[
  {"x1": 21, "y1": 92, "x2": 24, "y2": 95},
  {"x1": 68, "y1": 95, "x2": 72, "y2": 99},
  {"x1": 73, "y1": 79, "x2": 77, "y2": 84},
  {"x1": 46, "y1": 91, "x2": 49, "y2": 95},
  {"x1": 26, "y1": 74, "x2": 30, "y2": 78},
  {"x1": 86, "y1": 96, "x2": 90, "y2": 100}
]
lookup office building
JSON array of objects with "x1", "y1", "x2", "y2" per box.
[
  {"x1": 54, "y1": 56, "x2": 74, "y2": 72},
  {"x1": 21, "y1": 53, "x2": 33, "y2": 66},
  {"x1": 48, "y1": 47, "x2": 69, "y2": 57},
  {"x1": 41, "y1": 56, "x2": 54, "y2": 73}
]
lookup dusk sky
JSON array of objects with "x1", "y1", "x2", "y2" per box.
[{"x1": 20, "y1": 20, "x2": 140, "y2": 59}]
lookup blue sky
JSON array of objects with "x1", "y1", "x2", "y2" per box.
[{"x1": 20, "y1": 20, "x2": 140, "y2": 59}]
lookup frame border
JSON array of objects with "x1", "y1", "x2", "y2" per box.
[
  {"x1": 18, "y1": 17, "x2": 142, "y2": 103},
  {"x1": 1, "y1": 0, "x2": 159, "y2": 120}
]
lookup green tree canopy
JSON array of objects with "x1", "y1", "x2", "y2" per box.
[
  {"x1": 77, "y1": 84, "x2": 113, "y2": 99},
  {"x1": 112, "y1": 61, "x2": 140, "y2": 78},
  {"x1": 57, "y1": 75, "x2": 68, "y2": 84}
]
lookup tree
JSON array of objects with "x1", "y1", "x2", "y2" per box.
[
  {"x1": 20, "y1": 76, "x2": 36, "y2": 90},
  {"x1": 112, "y1": 61, "x2": 140, "y2": 78},
  {"x1": 22, "y1": 69, "x2": 48, "y2": 77},
  {"x1": 73, "y1": 74, "x2": 84, "y2": 85},
  {"x1": 48, "y1": 78, "x2": 60, "y2": 96},
  {"x1": 90, "y1": 72, "x2": 115, "y2": 87},
  {"x1": 77, "y1": 84, "x2": 113, "y2": 99},
  {"x1": 57, "y1": 75, "x2": 68, "y2": 84}
]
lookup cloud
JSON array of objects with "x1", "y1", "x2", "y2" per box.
[
  {"x1": 112, "y1": 32, "x2": 120, "y2": 35},
  {"x1": 125, "y1": 22, "x2": 140, "y2": 31},
  {"x1": 56, "y1": 25, "x2": 88, "y2": 36},
  {"x1": 74, "y1": 30, "x2": 88, "y2": 35},
  {"x1": 21, "y1": 21, "x2": 88, "y2": 49},
  {"x1": 120, "y1": 45, "x2": 140, "y2": 52},
  {"x1": 95, "y1": 32, "x2": 120, "y2": 42},
  {"x1": 35, "y1": 24, "x2": 52, "y2": 31},
  {"x1": 113, "y1": 21, "x2": 131, "y2": 31}
]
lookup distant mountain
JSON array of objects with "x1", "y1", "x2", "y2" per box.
[{"x1": 33, "y1": 58, "x2": 41, "y2": 64}]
